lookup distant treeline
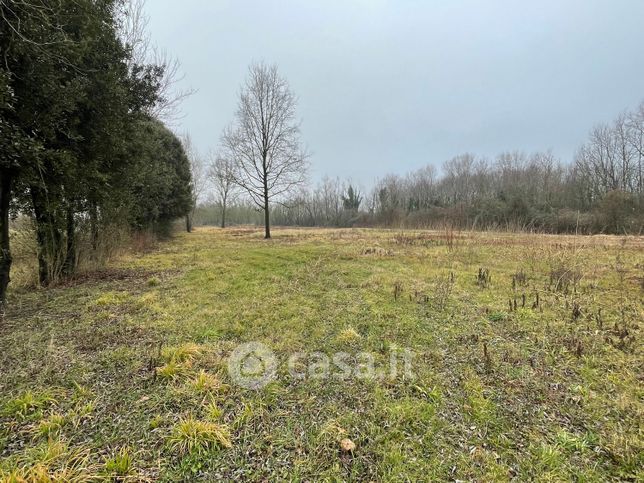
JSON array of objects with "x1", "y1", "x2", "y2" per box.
[
  {"x1": 1, "y1": 1, "x2": 193, "y2": 308},
  {"x1": 198, "y1": 102, "x2": 643, "y2": 235}
]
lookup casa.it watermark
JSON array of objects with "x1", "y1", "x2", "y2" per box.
[{"x1": 227, "y1": 342, "x2": 414, "y2": 389}]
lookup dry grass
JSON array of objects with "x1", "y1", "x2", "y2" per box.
[{"x1": 1, "y1": 226, "x2": 642, "y2": 480}]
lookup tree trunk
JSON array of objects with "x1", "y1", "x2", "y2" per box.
[
  {"x1": 263, "y1": 193, "x2": 270, "y2": 239},
  {"x1": 89, "y1": 201, "x2": 99, "y2": 253},
  {"x1": 31, "y1": 186, "x2": 63, "y2": 286},
  {"x1": 263, "y1": 160, "x2": 271, "y2": 238},
  {"x1": 0, "y1": 170, "x2": 13, "y2": 315},
  {"x1": 186, "y1": 213, "x2": 192, "y2": 233},
  {"x1": 221, "y1": 194, "x2": 227, "y2": 229},
  {"x1": 62, "y1": 205, "x2": 76, "y2": 277}
]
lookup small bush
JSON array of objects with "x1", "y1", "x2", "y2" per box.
[{"x1": 431, "y1": 272, "x2": 455, "y2": 310}]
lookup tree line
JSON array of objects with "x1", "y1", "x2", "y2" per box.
[
  {"x1": 201, "y1": 101, "x2": 643, "y2": 235},
  {"x1": 0, "y1": 0, "x2": 193, "y2": 312}
]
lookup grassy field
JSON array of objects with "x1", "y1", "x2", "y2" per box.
[{"x1": 1, "y1": 227, "x2": 642, "y2": 481}]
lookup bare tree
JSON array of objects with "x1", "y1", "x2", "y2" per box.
[
  {"x1": 316, "y1": 177, "x2": 343, "y2": 225},
  {"x1": 222, "y1": 62, "x2": 308, "y2": 238},
  {"x1": 118, "y1": 0, "x2": 195, "y2": 122},
  {"x1": 149, "y1": 50, "x2": 196, "y2": 122},
  {"x1": 575, "y1": 110, "x2": 644, "y2": 202},
  {"x1": 118, "y1": 0, "x2": 150, "y2": 64},
  {"x1": 182, "y1": 134, "x2": 207, "y2": 232},
  {"x1": 626, "y1": 102, "x2": 644, "y2": 194},
  {"x1": 209, "y1": 154, "x2": 237, "y2": 228},
  {"x1": 406, "y1": 165, "x2": 437, "y2": 210}
]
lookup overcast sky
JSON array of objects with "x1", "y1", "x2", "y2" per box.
[{"x1": 145, "y1": 0, "x2": 644, "y2": 184}]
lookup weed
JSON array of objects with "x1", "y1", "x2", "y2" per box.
[
  {"x1": 411, "y1": 290, "x2": 429, "y2": 303},
  {"x1": 188, "y1": 370, "x2": 221, "y2": 394},
  {"x1": 482, "y1": 342, "x2": 493, "y2": 373},
  {"x1": 336, "y1": 326, "x2": 361, "y2": 343},
  {"x1": 156, "y1": 360, "x2": 190, "y2": 380},
  {"x1": 147, "y1": 276, "x2": 160, "y2": 287},
  {"x1": 607, "y1": 319, "x2": 637, "y2": 352},
  {"x1": 393, "y1": 281, "x2": 403, "y2": 301},
  {"x1": 93, "y1": 291, "x2": 129, "y2": 307},
  {"x1": 392, "y1": 232, "x2": 417, "y2": 246},
  {"x1": 71, "y1": 382, "x2": 93, "y2": 403},
  {"x1": 167, "y1": 416, "x2": 232, "y2": 455},
  {"x1": 444, "y1": 224, "x2": 456, "y2": 252},
  {"x1": 511, "y1": 269, "x2": 528, "y2": 289},
  {"x1": 431, "y1": 272, "x2": 454, "y2": 310},
  {"x1": 476, "y1": 267, "x2": 491, "y2": 288},
  {"x1": 361, "y1": 246, "x2": 392, "y2": 256},
  {"x1": 533, "y1": 443, "x2": 564, "y2": 472},
  {"x1": 204, "y1": 400, "x2": 223, "y2": 421},
  {"x1": 571, "y1": 301, "x2": 582, "y2": 320},
  {"x1": 103, "y1": 447, "x2": 134, "y2": 478},
  {"x1": 35, "y1": 414, "x2": 66, "y2": 438},
  {"x1": 149, "y1": 414, "x2": 165, "y2": 430},
  {"x1": 71, "y1": 401, "x2": 95, "y2": 423},
  {"x1": 555, "y1": 430, "x2": 590, "y2": 453},
  {"x1": 549, "y1": 266, "x2": 582, "y2": 293},
  {"x1": 2, "y1": 391, "x2": 56, "y2": 419},
  {"x1": 161, "y1": 343, "x2": 202, "y2": 363},
  {"x1": 3, "y1": 439, "x2": 100, "y2": 482}
]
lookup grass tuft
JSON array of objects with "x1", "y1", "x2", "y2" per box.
[
  {"x1": 35, "y1": 413, "x2": 66, "y2": 438},
  {"x1": 161, "y1": 343, "x2": 203, "y2": 363},
  {"x1": 156, "y1": 360, "x2": 190, "y2": 380},
  {"x1": 187, "y1": 370, "x2": 221, "y2": 394},
  {"x1": 2, "y1": 439, "x2": 100, "y2": 482},
  {"x1": 2, "y1": 391, "x2": 56, "y2": 420},
  {"x1": 204, "y1": 400, "x2": 223, "y2": 421},
  {"x1": 336, "y1": 326, "x2": 361, "y2": 343},
  {"x1": 146, "y1": 276, "x2": 161, "y2": 287},
  {"x1": 167, "y1": 416, "x2": 232, "y2": 455},
  {"x1": 103, "y1": 447, "x2": 134, "y2": 478}
]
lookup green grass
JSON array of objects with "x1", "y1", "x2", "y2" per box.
[{"x1": 1, "y1": 227, "x2": 642, "y2": 481}]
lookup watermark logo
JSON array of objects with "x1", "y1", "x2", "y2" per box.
[
  {"x1": 227, "y1": 342, "x2": 278, "y2": 389},
  {"x1": 227, "y1": 342, "x2": 413, "y2": 389}
]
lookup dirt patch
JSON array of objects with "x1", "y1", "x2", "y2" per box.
[{"x1": 53, "y1": 268, "x2": 177, "y2": 289}]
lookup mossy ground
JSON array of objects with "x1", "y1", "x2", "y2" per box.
[{"x1": 1, "y1": 227, "x2": 642, "y2": 481}]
